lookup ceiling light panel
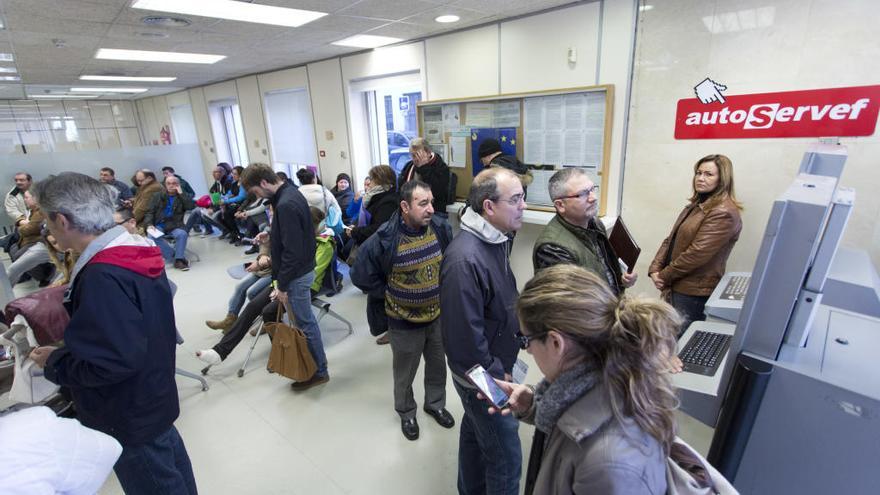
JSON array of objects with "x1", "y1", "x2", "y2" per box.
[
  {"x1": 435, "y1": 15, "x2": 460, "y2": 23},
  {"x1": 132, "y1": 0, "x2": 327, "y2": 28},
  {"x1": 332, "y1": 35, "x2": 403, "y2": 49},
  {"x1": 71, "y1": 87, "x2": 149, "y2": 93},
  {"x1": 0, "y1": 53, "x2": 13, "y2": 62},
  {"x1": 29, "y1": 95, "x2": 98, "y2": 99},
  {"x1": 0, "y1": 76, "x2": 20, "y2": 81},
  {"x1": 80, "y1": 75, "x2": 177, "y2": 82},
  {"x1": 95, "y1": 48, "x2": 225, "y2": 64},
  {"x1": 0, "y1": 67, "x2": 16, "y2": 73}
]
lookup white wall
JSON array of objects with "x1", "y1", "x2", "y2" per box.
[
  {"x1": 426, "y1": 25, "x2": 498, "y2": 100},
  {"x1": 306, "y1": 60, "x2": 352, "y2": 185},
  {"x1": 234, "y1": 76, "x2": 270, "y2": 164}
]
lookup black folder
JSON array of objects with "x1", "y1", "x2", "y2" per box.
[{"x1": 609, "y1": 216, "x2": 640, "y2": 274}]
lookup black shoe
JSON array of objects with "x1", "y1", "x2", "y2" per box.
[
  {"x1": 401, "y1": 418, "x2": 419, "y2": 440},
  {"x1": 218, "y1": 232, "x2": 229, "y2": 240},
  {"x1": 424, "y1": 407, "x2": 455, "y2": 429},
  {"x1": 244, "y1": 245, "x2": 259, "y2": 255}
]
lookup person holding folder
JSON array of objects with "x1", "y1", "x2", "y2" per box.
[{"x1": 533, "y1": 168, "x2": 637, "y2": 295}]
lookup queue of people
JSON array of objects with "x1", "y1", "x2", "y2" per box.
[{"x1": 0, "y1": 147, "x2": 741, "y2": 495}]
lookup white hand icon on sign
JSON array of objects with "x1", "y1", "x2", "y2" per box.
[{"x1": 694, "y1": 78, "x2": 728, "y2": 104}]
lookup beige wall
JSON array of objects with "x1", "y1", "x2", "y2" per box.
[{"x1": 622, "y1": 0, "x2": 880, "y2": 298}]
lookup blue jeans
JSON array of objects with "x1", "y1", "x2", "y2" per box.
[
  {"x1": 152, "y1": 229, "x2": 188, "y2": 262},
  {"x1": 286, "y1": 271, "x2": 327, "y2": 378},
  {"x1": 454, "y1": 381, "x2": 521, "y2": 495},
  {"x1": 227, "y1": 274, "x2": 271, "y2": 315},
  {"x1": 114, "y1": 426, "x2": 197, "y2": 495}
]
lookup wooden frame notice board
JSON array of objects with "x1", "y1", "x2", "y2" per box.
[{"x1": 417, "y1": 84, "x2": 614, "y2": 216}]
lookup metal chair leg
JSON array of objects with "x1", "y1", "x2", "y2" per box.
[{"x1": 176, "y1": 367, "x2": 209, "y2": 391}]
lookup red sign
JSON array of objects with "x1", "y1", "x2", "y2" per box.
[{"x1": 674, "y1": 85, "x2": 880, "y2": 139}]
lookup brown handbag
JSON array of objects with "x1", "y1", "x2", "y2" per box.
[{"x1": 265, "y1": 302, "x2": 317, "y2": 382}]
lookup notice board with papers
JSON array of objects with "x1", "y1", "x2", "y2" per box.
[{"x1": 416, "y1": 84, "x2": 613, "y2": 216}]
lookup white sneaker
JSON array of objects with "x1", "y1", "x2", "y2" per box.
[{"x1": 195, "y1": 349, "x2": 221, "y2": 365}]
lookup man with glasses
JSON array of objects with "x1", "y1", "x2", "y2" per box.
[
  {"x1": 533, "y1": 167, "x2": 637, "y2": 295},
  {"x1": 440, "y1": 168, "x2": 525, "y2": 495}
]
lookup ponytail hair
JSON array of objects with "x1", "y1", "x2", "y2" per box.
[{"x1": 516, "y1": 265, "x2": 680, "y2": 453}]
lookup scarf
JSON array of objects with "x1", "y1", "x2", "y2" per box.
[
  {"x1": 534, "y1": 362, "x2": 599, "y2": 434},
  {"x1": 362, "y1": 184, "x2": 390, "y2": 207}
]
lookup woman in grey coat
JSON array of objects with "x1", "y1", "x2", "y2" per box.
[{"x1": 489, "y1": 265, "x2": 680, "y2": 495}]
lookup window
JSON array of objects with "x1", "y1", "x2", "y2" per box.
[
  {"x1": 263, "y1": 88, "x2": 318, "y2": 178},
  {"x1": 349, "y1": 72, "x2": 422, "y2": 181},
  {"x1": 208, "y1": 99, "x2": 249, "y2": 166}
]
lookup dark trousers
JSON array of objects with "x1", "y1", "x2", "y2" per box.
[
  {"x1": 219, "y1": 203, "x2": 242, "y2": 239},
  {"x1": 213, "y1": 284, "x2": 281, "y2": 360},
  {"x1": 113, "y1": 426, "x2": 197, "y2": 495},
  {"x1": 389, "y1": 320, "x2": 446, "y2": 420},
  {"x1": 671, "y1": 291, "x2": 709, "y2": 338},
  {"x1": 453, "y1": 381, "x2": 521, "y2": 495}
]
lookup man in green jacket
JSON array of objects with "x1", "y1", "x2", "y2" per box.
[{"x1": 532, "y1": 168, "x2": 637, "y2": 295}]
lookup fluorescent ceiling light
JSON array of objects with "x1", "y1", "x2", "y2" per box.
[
  {"x1": 0, "y1": 76, "x2": 20, "y2": 81},
  {"x1": 95, "y1": 48, "x2": 225, "y2": 64},
  {"x1": 435, "y1": 15, "x2": 460, "y2": 23},
  {"x1": 71, "y1": 87, "x2": 149, "y2": 93},
  {"x1": 332, "y1": 35, "x2": 402, "y2": 49},
  {"x1": 0, "y1": 53, "x2": 13, "y2": 62},
  {"x1": 0, "y1": 67, "x2": 16, "y2": 73},
  {"x1": 132, "y1": 0, "x2": 326, "y2": 28},
  {"x1": 80, "y1": 75, "x2": 177, "y2": 82},
  {"x1": 29, "y1": 95, "x2": 99, "y2": 99},
  {"x1": 639, "y1": 5, "x2": 654, "y2": 11}
]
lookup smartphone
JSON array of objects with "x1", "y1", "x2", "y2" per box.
[{"x1": 465, "y1": 364, "x2": 510, "y2": 408}]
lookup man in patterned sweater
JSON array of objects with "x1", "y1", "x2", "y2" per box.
[{"x1": 351, "y1": 179, "x2": 455, "y2": 441}]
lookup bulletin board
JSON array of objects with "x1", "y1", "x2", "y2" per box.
[{"x1": 416, "y1": 84, "x2": 614, "y2": 216}]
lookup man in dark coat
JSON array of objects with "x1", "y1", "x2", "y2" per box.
[
  {"x1": 241, "y1": 163, "x2": 328, "y2": 391},
  {"x1": 29, "y1": 172, "x2": 196, "y2": 495},
  {"x1": 143, "y1": 175, "x2": 196, "y2": 270},
  {"x1": 441, "y1": 167, "x2": 526, "y2": 495},
  {"x1": 397, "y1": 137, "x2": 451, "y2": 216}
]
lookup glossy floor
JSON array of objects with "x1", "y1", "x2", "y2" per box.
[{"x1": 79, "y1": 234, "x2": 713, "y2": 494}]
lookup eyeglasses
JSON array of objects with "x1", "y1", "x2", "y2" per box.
[
  {"x1": 495, "y1": 193, "x2": 525, "y2": 206},
  {"x1": 516, "y1": 332, "x2": 546, "y2": 350},
  {"x1": 554, "y1": 184, "x2": 597, "y2": 201}
]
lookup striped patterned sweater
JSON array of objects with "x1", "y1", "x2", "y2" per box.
[{"x1": 385, "y1": 222, "x2": 443, "y2": 329}]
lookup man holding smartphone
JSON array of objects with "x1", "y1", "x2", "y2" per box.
[
  {"x1": 351, "y1": 180, "x2": 454, "y2": 441},
  {"x1": 441, "y1": 168, "x2": 525, "y2": 495}
]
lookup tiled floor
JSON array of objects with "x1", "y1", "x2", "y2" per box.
[{"x1": 74, "y1": 234, "x2": 712, "y2": 494}]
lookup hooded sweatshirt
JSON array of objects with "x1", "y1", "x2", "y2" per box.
[
  {"x1": 440, "y1": 207, "x2": 520, "y2": 386},
  {"x1": 45, "y1": 226, "x2": 181, "y2": 446}
]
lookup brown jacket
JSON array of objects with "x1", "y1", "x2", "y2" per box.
[
  {"x1": 132, "y1": 181, "x2": 162, "y2": 228},
  {"x1": 650, "y1": 197, "x2": 742, "y2": 297},
  {"x1": 18, "y1": 206, "x2": 45, "y2": 249},
  {"x1": 522, "y1": 384, "x2": 667, "y2": 495}
]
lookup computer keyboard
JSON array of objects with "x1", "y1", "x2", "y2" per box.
[
  {"x1": 720, "y1": 275, "x2": 750, "y2": 301},
  {"x1": 678, "y1": 330, "x2": 732, "y2": 376}
]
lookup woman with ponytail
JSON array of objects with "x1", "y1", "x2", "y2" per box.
[{"x1": 490, "y1": 265, "x2": 680, "y2": 495}]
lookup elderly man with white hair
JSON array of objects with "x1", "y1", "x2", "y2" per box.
[{"x1": 28, "y1": 172, "x2": 197, "y2": 495}]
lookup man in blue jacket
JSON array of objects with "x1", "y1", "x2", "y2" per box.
[
  {"x1": 441, "y1": 167, "x2": 526, "y2": 495},
  {"x1": 351, "y1": 180, "x2": 455, "y2": 441},
  {"x1": 29, "y1": 172, "x2": 196, "y2": 495},
  {"x1": 241, "y1": 163, "x2": 328, "y2": 390}
]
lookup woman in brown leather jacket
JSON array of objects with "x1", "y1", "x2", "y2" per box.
[{"x1": 649, "y1": 154, "x2": 742, "y2": 333}]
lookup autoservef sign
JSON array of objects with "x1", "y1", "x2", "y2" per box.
[{"x1": 674, "y1": 84, "x2": 880, "y2": 139}]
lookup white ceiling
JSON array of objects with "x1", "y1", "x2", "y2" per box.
[{"x1": 0, "y1": 0, "x2": 582, "y2": 99}]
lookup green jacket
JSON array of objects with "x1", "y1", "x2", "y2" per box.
[
  {"x1": 311, "y1": 233, "x2": 335, "y2": 292},
  {"x1": 533, "y1": 215, "x2": 623, "y2": 295}
]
